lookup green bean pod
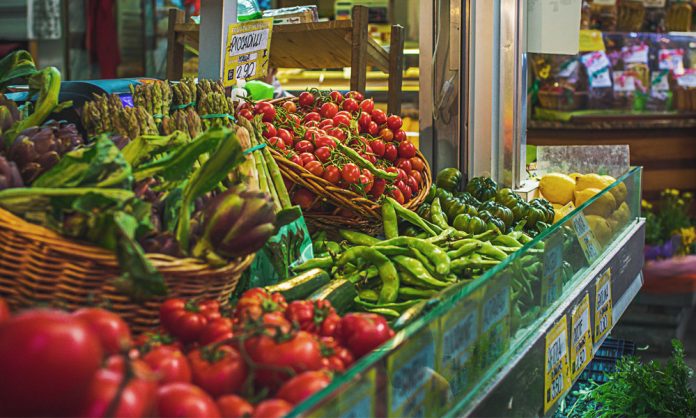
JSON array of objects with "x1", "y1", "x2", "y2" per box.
[
  {"x1": 393, "y1": 256, "x2": 449, "y2": 289},
  {"x1": 398, "y1": 286, "x2": 438, "y2": 299},
  {"x1": 353, "y1": 296, "x2": 421, "y2": 313},
  {"x1": 376, "y1": 237, "x2": 450, "y2": 275},
  {"x1": 446, "y1": 241, "x2": 483, "y2": 259},
  {"x1": 386, "y1": 197, "x2": 440, "y2": 236},
  {"x1": 359, "y1": 288, "x2": 380, "y2": 303},
  {"x1": 382, "y1": 201, "x2": 399, "y2": 239},
  {"x1": 337, "y1": 246, "x2": 399, "y2": 303},
  {"x1": 292, "y1": 256, "x2": 334, "y2": 272},
  {"x1": 339, "y1": 229, "x2": 379, "y2": 246},
  {"x1": 430, "y1": 198, "x2": 449, "y2": 229}
]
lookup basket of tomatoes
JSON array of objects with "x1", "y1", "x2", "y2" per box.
[{"x1": 236, "y1": 90, "x2": 431, "y2": 232}]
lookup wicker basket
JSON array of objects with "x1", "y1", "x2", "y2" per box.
[{"x1": 0, "y1": 207, "x2": 252, "y2": 333}]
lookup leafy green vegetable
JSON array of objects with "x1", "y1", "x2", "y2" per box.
[
  {"x1": 0, "y1": 50, "x2": 37, "y2": 90},
  {"x1": 33, "y1": 136, "x2": 133, "y2": 189},
  {"x1": 3, "y1": 67, "x2": 72, "y2": 147},
  {"x1": 569, "y1": 340, "x2": 696, "y2": 418},
  {"x1": 175, "y1": 127, "x2": 245, "y2": 251},
  {"x1": 121, "y1": 131, "x2": 189, "y2": 168}
]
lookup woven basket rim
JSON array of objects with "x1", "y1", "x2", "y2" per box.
[{"x1": 0, "y1": 206, "x2": 251, "y2": 273}]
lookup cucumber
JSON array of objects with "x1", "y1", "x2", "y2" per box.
[
  {"x1": 309, "y1": 279, "x2": 357, "y2": 315},
  {"x1": 264, "y1": 268, "x2": 330, "y2": 301}
]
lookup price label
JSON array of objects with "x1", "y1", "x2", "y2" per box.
[
  {"x1": 651, "y1": 70, "x2": 671, "y2": 92},
  {"x1": 594, "y1": 269, "x2": 613, "y2": 341},
  {"x1": 613, "y1": 71, "x2": 636, "y2": 93},
  {"x1": 570, "y1": 294, "x2": 593, "y2": 379},
  {"x1": 572, "y1": 212, "x2": 602, "y2": 263},
  {"x1": 387, "y1": 330, "x2": 436, "y2": 417},
  {"x1": 309, "y1": 368, "x2": 376, "y2": 418},
  {"x1": 622, "y1": 44, "x2": 649, "y2": 64},
  {"x1": 579, "y1": 30, "x2": 606, "y2": 52},
  {"x1": 542, "y1": 233, "x2": 564, "y2": 307},
  {"x1": 544, "y1": 316, "x2": 571, "y2": 413},
  {"x1": 223, "y1": 18, "x2": 274, "y2": 87},
  {"x1": 438, "y1": 298, "x2": 479, "y2": 398},
  {"x1": 676, "y1": 70, "x2": 696, "y2": 88},
  {"x1": 659, "y1": 49, "x2": 684, "y2": 73},
  {"x1": 643, "y1": 0, "x2": 666, "y2": 7},
  {"x1": 479, "y1": 276, "x2": 511, "y2": 369},
  {"x1": 581, "y1": 51, "x2": 613, "y2": 88}
]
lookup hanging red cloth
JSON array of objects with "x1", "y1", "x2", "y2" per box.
[
  {"x1": 184, "y1": 0, "x2": 201, "y2": 16},
  {"x1": 86, "y1": 0, "x2": 120, "y2": 79}
]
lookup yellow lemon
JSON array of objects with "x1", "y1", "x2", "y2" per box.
[
  {"x1": 610, "y1": 202, "x2": 631, "y2": 229},
  {"x1": 602, "y1": 175, "x2": 627, "y2": 203},
  {"x1": 575, "y1": 173, "x2": 612, "y2": 192},
  {"x1": 586, "y1": 215, "x2": 613, "y2": 247},
  {"x1": 539, "y1": 173, "x2": 576, "y2": 205},
  {"x1": 575, "y1": 188, "x2": 617, "y2": 217}
]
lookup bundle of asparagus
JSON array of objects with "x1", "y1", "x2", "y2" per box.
[
  {"x1": 196, "y1": 79, "x2": 225, "y2": 100},
  {"x1": 81, "y1": 94, "x2": 123, "y2": 136},
  {"x1": 161, "y1": 107, "x2": 202, "y2": 139},
  {"x1": 130, "y1": 80, "x2": 172, "y2": 118},
  {"x1": 197, "y1": 92, "x2": 234, "y2": 129},
  {"x1": 171, "y1": 78, "x2": 197, "y2": 108}
]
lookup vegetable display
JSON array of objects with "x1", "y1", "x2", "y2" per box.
[{"x1": 0, "y1": 292, "x2": 394, "y2": 417}]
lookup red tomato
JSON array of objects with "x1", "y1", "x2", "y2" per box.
[
  {"x1": 314, "y1": 146, "x2": 332, "y2": 163},
  {"x1": 284, "y1": 300, "x2": 336, "y2": 334},
  {"x1": 78, "y1": 361, "x2": 157, "y2": 418},
  {"x1": 199, "y1": 317, "x2": 234, "y2": 345},
  {"x1": 332, "y1": 113, "x2": 351, "y2": 127},
  {"x1": 398, "y1": 140, "x2": 417, "y2": 158},
  {"x1": 341, "y1": 163, "x2": 360, "y2": 184},
  {"x1": 407, "y1": 176, "x2": 420, "y2": 194},
  {"x1": 339, "y1": 313, "x2": 395, "y2": 358},
  {"x1": 304, "y1": 160, "x2": 324, "y2": 177},
  {"x1": 276, "y1": 371, "x2": 332, "y2": 405},
  {"x1": 160, "y1": 299, "x2": 219, "y2": 344},
  {"x1": 289, "y1": 154, "x2": 303, "y2": 167},
  {"x1": 359, "y1": 175, "x2": 374, "y2": 193},
  {"x1": 292, "y1": 188, "x2": 316, "y2": 210},
  {"x1": 387, "y1": 115, "x2": 403, "y2": 131},
  {"x1": 303, "y1": 111, "x2": 321, "y2": 123},
  {"x1": 234, "y1": 289, "x2": 287, "y2": 322},
  {"x1": 246, "y1": 331, "x2": 324, "y2": 389},
  {"x1": 238, "y1": 109, "x2": 253, "y2": 120},
  {"x1": 255, "y1": 102, "x2": 276, "y2": 123},
  {"x1": 286, "y1": 113, "x2": 301, "y2": 126},
  {"x1": 384, "y1": 143, "x2": 398, "y2": 162},
  {"x1": 396, "y1": 168, "x2": 408, "y2": 182},
  {"x1": 322, "y1": 165, "x2": 341, "y2": 184},
  {"x1": 367, "y1": 121, "x2": 379, "y2": 136},
  {"x1": 277, "y1": 128, "x2": 294, "y2": 147},
  {"x1": 134, "y1": 330, "x2": 180, "y2": 354},
  {"x1": 217, "y1": 395, "x2": 254, "y2": 418},
  {"x1": 303, "y1": 129, "x2": 320, "y2": 142},
  {"x1": 397, "y1": 158, "x2": 412, "y2": 175},
  {"x1": 379, "y1": 128, "x2": 394, "y2": 142},
  {"x1": 328, "y1": 127, "x2": 347, "y2": 141},
  {"x1": 342, "y1": 98, "x2": 359, "y2": 113},
  {"x1": 294, "y1": 140, "x2": 315, "y2": 154},
  {"x1": 298, "y1": 92, "x2": 314, "y2": 107},
  {"x1": 371, "y1": 109, "x2": 387, "y2": 125},
  {"x1": 359, "y1": 99, "x2": 375, "y2": 114},
  {"x1": 318, "y1": 118, "x2": 334, "y2": 130},
  {"x1": 314, "y1": 135, "x2": 336, "y2": 149},
  {"x1": 156, "y1": 383, "x2": 221, "y2": 418},
  {"x1": 256, "y1": 312, "x2": 293, "y2": 337},
  {"x1": 299, "y1": 152, "x2": 317, "y2": 166},
  {"x1": 358, "y1": 112, "x2": 372, "y2": 129},
  {"x1": 143, "y1": 346, "x2": 192, "y2": 384},
  {"x1": 411, "y1": 170, "x2": 423, "y2": 186},
  {"x1": 320, "y1": 102, "x2": 339, "y2": 119},
  {"x1": 0, "y1": 297, "x2": 9, "y2": 323},
  {"x1": 370, "y1": 178, "x2": 387, "y2": 199},
  {"x1": 73, "y1": 307, "x2": 131, "y2": 355},
  {"x1": 335, "y1": 110, "x2": 351, "y2": 119},
  {"x1": 0, "y1": 310, "x2": 104, "y2": 416},
  {"x1": 402, "y1": 184, "x2": 413, "y2": 201},
  {"x1": 251, "y1": 399, "x2": 293, "y2": 418},
  {"x1": 329, "y1": 90, "x2": 344, "y2": 103},
  {"x1": 409, "y1": 157, "x2": 425, "y2": 172},
  {"x1": 268, "y1": 136, "x2": 286, "y2": 150},
  {"x1": 262, "y1": 122, "x2": 277, "y2": 139},
  {"x1": 393, "y1": 129, "x2": 407, "y2": 143},
  {"x1": 319, "y1": 337, "x2": 353, "y2": 372},
  {"x1": 389, "y1": 187, "x2": 405, "y2": 204},
  {"x1": 282, "y1": 100, "x2": 297, "y2": 113},
  {"x1": 370, "y1": 139, "x2": 386, "y2": 157},
  {"x1": 188, "y1": 345, "x2": 247, "y2": 397},
  {"x1": 346, "y1": 91, "x2": 364, "y2": 101}
]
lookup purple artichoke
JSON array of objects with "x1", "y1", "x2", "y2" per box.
[
  {"x1": 0, "y1": 155, "x2": 23, "y2": 190},
  {"x1": 0, "y1": 94, "x2": 20, "y2": 134},
  {"x1": 8, "y1": 120, "x2": 84, "y2": 183}
]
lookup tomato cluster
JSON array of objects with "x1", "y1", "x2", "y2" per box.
[
  {"x1": 0, "y1": 293, "x2": 394, "y2": 418},
  {"x1": 237, "y1": 90, "x2": 427, "y2": 211}
]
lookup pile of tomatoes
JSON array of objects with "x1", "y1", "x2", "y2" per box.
[
  {"x1": 237, "y1": 90, "x2": 427, "y2": 211},
  {"x1": 0, "y1": 290, "x2": 393, "y2": 418}
]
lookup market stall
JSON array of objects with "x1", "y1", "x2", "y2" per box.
[{"x1": 0, "y1": 1, "x2": 648, "y2": 417}]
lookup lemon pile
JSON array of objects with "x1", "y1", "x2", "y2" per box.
[{"x1": 539, "y1": 172, "x2": 630, "y2": 246}]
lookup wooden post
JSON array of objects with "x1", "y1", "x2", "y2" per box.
[
  {"x1": 350, "y1": 6, "x2": 369, "y2": 92},
  {"x1": 387, "y1": 24, "x2": 405, "y2": 115},
  {"x1": 166, "y1": 8, "x2": 185, "y2": 80}
]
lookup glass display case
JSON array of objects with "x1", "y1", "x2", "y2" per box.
[{"x1": 283, "y1": 167, "x2": 645, "y2": 417}]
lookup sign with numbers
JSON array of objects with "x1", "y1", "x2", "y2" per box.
[
  {"x1": 437, "y1": 291, "x2": 481, "y2": 403},
  {"x1": 528, "y1": 0, "x2": 582, "y2": 55},
  {"x1": 570, "y1": 294, "x2": 593, "y2": 380},
  {"x1": 479, "y1": 274, "x2": 511, "y2": 370},
  {"x1": 594, "y1": 269, "x2": 613, "y2": 341},
  {"x1": 387, "y1": 327, "x2": 437, "y2": 417},
  {"x1": 542, "y1": 233, "x2": 565, "y2": 307},
  {"x1": 544, "y1": 316, "x2": 571, "y2": 413},
  {"x1": 223, "y1": 18, "x2": 273, "y2": 87},
  {"x1": 571, "y1": 212, "x2": 602, "y2": 263}
]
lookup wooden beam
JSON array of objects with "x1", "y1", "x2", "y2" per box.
[
  {"x1": 350, "y1": 6, "x2": 369, "y2": 92},
  {"x1": 387, "y1": 24, "x2": 405, "y2": 115},
  {"x1": 166, "y1": 8, "x2": 185, "y2": 80}
]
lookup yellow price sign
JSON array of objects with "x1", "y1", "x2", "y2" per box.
[
  {"x1": 579, "y1": 30, "x2": 606, "y2": 52},
  {"x1": 594, "y1": 268, "x2": 613, "y2": 341},
  {"x1": 223, "y1": 18, "x2": 274, "y2": 87},
  {"x1": 544, "y1": 316, "x2": 571, "y2": 413},
  {"x1": 570, "y1": 294, "x2": 593, "y2": 380}
]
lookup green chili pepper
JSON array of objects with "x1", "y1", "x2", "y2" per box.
[
  {"x1": 353, "y1": 296, "x2": 420, "y2": 313},
  {"x1": 450, "y1": 254, "x2": 501, "y2": 272},
  {"x1": 325, "y1": 241, "x2": 342, "y2": 255},
  {"x1": 398, "y1": 286, "x2": 437, "y2": 299},
  {"x1": 446, "y1": 241, "x2": 482, "y2": 259},
  {"x1": 359, "y1": 288, "x2": 380, "y2": 303},
  {"x1": 292, "y1": 256, "x2": 334, "y2": 272},
  {"x1": 386, "y1": 197, "x2": 440, "y2": 236},
  {"x1": 430, "y1": 198, "x2": 449, "y2": 229},
  {"x1": 409, "y1": 248, "x2": 437, "y2": 276},
  {"x1": 382, "y1": 201, "x2": 399, "y2": 239},
  {"x1": 425, "y1": 227, "x2": 457, "y2": 244},
  {"x1": 339, "y1": 229, "x2": 379, "y2": 246},
  {"x1": 393, "y1": 256, "x2": 449, "y2": 289},
  {"x1": 479, "y1": 241, "x2": 508, "y2": 261},
  {"x1": 375, "y1": 236, "x2": 450, "y2": 275},
  {"x1": 334, "y1": 140, "x2": 398, "y2": 180},
  {"x1": 364, "y1": 307, "x2": 400, "y2": 318},
  {"x1": 337, "y1": 246, "x2": 399, "y2": 303},
  {"x1": 425, "y1": 184, "x2": 438, "y2": 203},
  {"x1": 492, "y1": 234, "x2": 523, "y2": 248},
  {"x1": 375, "y1": 245, "x2": 411, "y2": 256}
]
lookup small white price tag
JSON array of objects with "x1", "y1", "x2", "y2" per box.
[
  {"x1": 676, "y1": 70, "x2": 696, "y2": 88},
  {"x1": 622, "y1": 44, "x2": 649, "y2": 64},
  {"x1": 651, "y1": 70, "x2": 671, "y2": 92},
  {"x1": 594, "y1": 268, "x2": 613, "y2": 341},
  {"x1": 570, "y1": 294, "x2": 593, "y2": 379},
  {"x1": 613, "y1": 71, "x2": 636, "y2": 92},
  {"x1": 544, "y1": 316, "x2": 571, "y2": 413},
  {"x1": 659, "y1": 49, "x2": 684, "y2": 73},
  {"x1": 581, "y1": 51, "x2": 613, "y2": 88}
]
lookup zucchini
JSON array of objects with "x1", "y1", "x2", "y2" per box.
[
  {"x1": 264, "y1": 268, "x2": 330, "y2": 301},
  {"x1": 309, "y1": 278, "x2": 357, "y2": 315}
]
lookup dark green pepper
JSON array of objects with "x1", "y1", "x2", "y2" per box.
[{"x1": 435, "y1": 167, "x2": 463, "y2": 192}]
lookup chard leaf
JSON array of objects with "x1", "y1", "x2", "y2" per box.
[
  {"x1": 121, "y1": 131, "x2": 189, "y2": 168},
  {"x1": 33, "y1": 136, "x2": 133, "y2": 189},
  {"x1": 0, "y1": 50, "x2": 36, "y2": 90}
]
